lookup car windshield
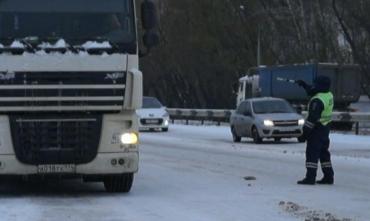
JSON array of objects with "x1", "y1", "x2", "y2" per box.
[
  {"x1": 0, "y1": 0, "x2": 136, "y2": 52},
  {"x1": 252, "y1": 100, "x2": 295, "y2": 114},
  {"x1": 142, "y1": 97, "x2": 163, "y2": 109}
]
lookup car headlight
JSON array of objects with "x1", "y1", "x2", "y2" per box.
[
  {"x1": 298, "y1": 119, "x2": 305, "y2": 126},
  {"x1": 263, "y1": 120, "x2": 274, "y2": 127},
  {"x1": 164, "y1": 119, "x2": 169, "y2": 126},
  {"x1": 121, "y1": 133, "x2": 138, "y2": 145}
]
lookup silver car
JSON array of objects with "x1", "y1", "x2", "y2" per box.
[{"x1": 230, "y1": 97, "x2": 305, "y2": 143}]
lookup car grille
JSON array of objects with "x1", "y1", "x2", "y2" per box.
[
  {"x1": 273, "y1": 120, "x2": 298, "y2": 127},
  {"x1": 140, "y1": 118, "x2": 163, "y2": 125},
  {"x1": 10, "y1": 114, "x2": 102, "y2": 165},
  {"x1": 0, "y1": 71, "x2": 126, "y2": 112}
]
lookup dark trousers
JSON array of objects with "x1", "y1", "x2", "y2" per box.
[{"x1": 305, "y1": 125, "x2": 334, "y2": 179}]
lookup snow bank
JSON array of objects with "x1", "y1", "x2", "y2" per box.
[
  {"x1": 38, "y1": 39, "x2": 67, "y2": 48},
  {"x1": 81, "y1": 41, "x2": 112, "y2": 49},
  {"x1": 10, "y1": 41, "x2": 25, "y2": 48},
  {"x1": 0, "y1": 43, "x2": 3, "y2": 48}
]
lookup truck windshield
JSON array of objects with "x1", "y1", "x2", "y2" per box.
[
  {"x1": 0, "y1": 0, "x2": 136, "y2": 52},
  {"x1": 142, "y1": 97, "x2": 163, "y2": 109},
  {"x1": 253, "y1": 100, "x2": 295, "y2": 114}
]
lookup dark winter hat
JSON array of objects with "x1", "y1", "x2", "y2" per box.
[{"x1": 314, "y1": 76, "x2": 331, "y2": 92}]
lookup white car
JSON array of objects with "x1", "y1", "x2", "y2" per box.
[{"x1": 137, "y1": 96, "x2": 170, "y2": 131}]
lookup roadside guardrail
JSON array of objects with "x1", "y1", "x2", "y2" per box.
[{"x1": 167, "y1": 109, "x2": 370, "y2": 135}]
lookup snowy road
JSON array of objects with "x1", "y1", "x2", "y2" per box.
[{"x1": 0, "y1": 124, "x2": 369, "y2": 221}]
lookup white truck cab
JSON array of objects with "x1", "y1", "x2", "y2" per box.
[
  {"x1": 0, "y1": 0, "x2": 159, "y2": 192},
  {"x1": 237, "y1": 74, "x2": 260, "y2": 107}
]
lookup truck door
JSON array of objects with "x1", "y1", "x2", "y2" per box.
[{"x1": 236, "y1": 81, "x2": 245, "y2": 106}]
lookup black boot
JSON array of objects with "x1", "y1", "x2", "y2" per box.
[
  {"x1": 316, "y1": 177, "x2": 334, "y2": 185},
  {"x1": 318, "y1": 165, "x2": 334, "y2": 184},
  {"x1": 297, "y1": 168, "x2": 316, "y2": 185},
  {"x1": 297, "y1": 177, "x2": 315, "y2": 185}
]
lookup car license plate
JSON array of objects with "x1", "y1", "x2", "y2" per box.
[
  {"x1": 146, "y1": 119, "x2": 159, "y2": 124},
  {"x1": 38, "y1": 164, "x2": 76, "y2": 174}
]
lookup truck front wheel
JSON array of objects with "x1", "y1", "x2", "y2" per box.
[{"x1": 104, "y1": 173, "x2": 134, "y2": 193}]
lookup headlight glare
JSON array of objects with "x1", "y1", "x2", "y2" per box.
[
  {"x1": 263, "y1": 120, "x2": 274, "y2": 127},
  {"x1": 298, "y1": 119, "x2": 305, "y2": 125},
  {"x1": 120, "y1": 133, "x2": 138, "y2": 145}
]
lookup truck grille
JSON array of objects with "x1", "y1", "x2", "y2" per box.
[
  {"x1": 273, "y1": 120, "x2": 298, "y2": 127},
  {"x1": 10, "y1": 114, "x2": 102, "y2": 165},
  {"x1": 0, "y1": 71, "x2": 126, "y2": 112}
]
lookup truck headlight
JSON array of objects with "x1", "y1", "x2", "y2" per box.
[
  {"x1": 298, "y1": 119, "x2": 305, "y2": 126},
  {"x1": 263, "y1": 120, "x2": 274, "y2": 127},
  {"x1": 121, "y1": 133, "x2": 138, "y2": 145}
]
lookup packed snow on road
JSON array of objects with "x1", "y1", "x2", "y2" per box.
[{"x1": 0, "y1": 124, "x2": 369, "y2": 221}]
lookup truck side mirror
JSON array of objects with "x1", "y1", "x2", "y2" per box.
[
  {"x1": 143, "y1": 30, "x2": 160, "y2": 49},
  {"x1": 141, "y1": 0, "x2": 159, "y2": 30}
]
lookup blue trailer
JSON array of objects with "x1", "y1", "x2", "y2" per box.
[{"x1": 237, "y1": 63, "x2": 361, "y2": 110}]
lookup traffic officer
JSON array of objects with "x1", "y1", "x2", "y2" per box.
[{"x1": 296, "y1": 76, "x2": 334, "y2": 185}]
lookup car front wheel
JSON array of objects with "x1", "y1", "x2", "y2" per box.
[
  {"x1": 252, "y1": 126, "x2": 263, "y2": 144},
  {"x1": 231, "y1": 126, "x2": 241, "y2": 143}
]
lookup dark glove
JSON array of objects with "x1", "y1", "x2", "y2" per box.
[{"x1": 296, "y1": 80, "x2": 307, "y2": 88}]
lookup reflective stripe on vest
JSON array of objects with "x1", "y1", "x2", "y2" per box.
[{"x1": 309, "y1": 92, "x2": 334, "y2": 126}]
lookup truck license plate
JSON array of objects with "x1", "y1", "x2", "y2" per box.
[{"x1": 38, "y1": 164, "x2": 76, "y2": 174}]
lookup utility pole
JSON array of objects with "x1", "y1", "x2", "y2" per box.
[
  {"x1": 240, "y1": 4, "x2": 262, "y2": 66},
  {"x1": 240, "y1": 4, "x2": 290, "y2": 67}
]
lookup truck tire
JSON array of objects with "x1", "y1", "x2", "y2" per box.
[
  {"x1": 162, "y1": 128, "x2": 169, "y2": 132},
  {"x1": 252, "y1": 126, "x2": 263, "y2": 144},
  {"x1": 231, "y1": 126, "x2": 241, "y2": 143},
  {"x1": 104, "y1": 173, "x2": 134, "y2": 193}
]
